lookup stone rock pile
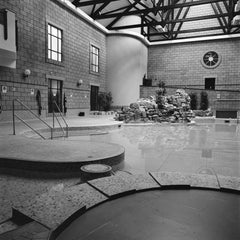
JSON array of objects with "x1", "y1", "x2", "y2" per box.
[
  {"x1": 114, "y1": 89, "x2": 195, "y2": 123},
  {"x1": 193, "y1": 109, "x2": 213, "y2": 117}
]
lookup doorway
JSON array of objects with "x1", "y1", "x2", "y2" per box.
[
  {"x1": 90, "y1": 85, "x2": 99, "y2": 111},
  {"x1": 48, "y1": 79, "x2": 63, "y2": 113}
]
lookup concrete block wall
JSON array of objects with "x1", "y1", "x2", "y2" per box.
[
  {"x1": 147, "y1": 38, "x2": 240, "y2": 112},
  {"x1": 0, "y1": 0, "x2": 107, "y2": 121}
]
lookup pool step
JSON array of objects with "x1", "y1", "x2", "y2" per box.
[
  {"x1": 0, "y1": 221, "x2": 50, "y2": 240},
  {"x1": 0, "y1": 219, "x2": 18, "y2": 235},
  {"x1": 0, "y1": 209, "x2": 34, "y2": 235}
]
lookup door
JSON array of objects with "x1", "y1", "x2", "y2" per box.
[
  {"x1": 90, "y1": 85, "x2": 99, "y2": 111},
  {"x1": 48, "y1": 79, "x2": 63, "y2": 113}
]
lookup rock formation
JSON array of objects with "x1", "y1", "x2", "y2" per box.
[{"x1": 115, "y1": 89, "x2": 195, "y2": 123}]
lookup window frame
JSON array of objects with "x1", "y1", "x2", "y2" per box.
[
  {"x1": 204, "y1": 77, "x2": 216, "y2": 90},
  {"x1": 89, "y1": 44, "x2": 100, "y2": 74},
  {"x1": 46, "y1": 21, "x2": 64, "y2": 66},
  {"x1": 201, "y1": 51, "x2": 221, "y2": 69}
]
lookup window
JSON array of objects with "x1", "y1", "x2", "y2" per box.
[
  {"x1": 201, "y1": 51, "x2": 221, "y2": 69},
  {"x1": 48, "y1": 24, "x2": 62, "y2": 62},
  {"x1": 205, "y1": 78, "x2": 215, "y2": 90},
  {"x1": 90, "y1": 45, "x2": 99, "y2": 73},
  {"x1": 0, "y1": 10, "x2": 7, "y2": 40}
]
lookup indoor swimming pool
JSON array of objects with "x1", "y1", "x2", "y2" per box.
[{"x1": 66, "y1": 122, "x2": 240, "y2": 177}]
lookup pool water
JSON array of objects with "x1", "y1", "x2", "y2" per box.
[{"x1": 68, "y1": 123, "x2": 240, "y2": 177}]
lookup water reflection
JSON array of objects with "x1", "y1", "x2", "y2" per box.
[{"x1": 79, "y1": 123, "x2": 240, "y2": 177}]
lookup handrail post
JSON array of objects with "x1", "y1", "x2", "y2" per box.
[
  {"x1": 53, "y1": 100, "x2": 68, "y2": 138},
  {"x1": 53, "y1": 111, "x2": 55, "y2": 129},
  {"x1": 12, "y1": 98, "x2": 54, "y2": 139},
  {"x1": 12, "y1": 99, "x2": 16, "y2": 135}
]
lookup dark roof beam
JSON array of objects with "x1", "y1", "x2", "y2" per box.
[
  {"x1": 72, "y1": 0, "x2": 121, "y2": 7},
  {"x1": 169, "y1": 0, "x2": 174, "y2": 39},
  {"x1": 128, "y1": 1, "x2": 169, "y2": 39},
  {"x1": 211, "y1": 3, "x2": 227, "y2": 33},
  {"x1": 149, "y1": 25, "x2": 239, "y2": 36},
  {"x1": 150, "y1": 30, "x2": 240, "y2": 42},
  {"x1": 94, "y1": 0, "x2": 226, "y2": 20},
  {"x1": 144, "y1": 17, "x2": 169, "y2": 39},
  {"x1": 228, "y1": 0, "x2": 235, "y2": 33},
  {"x1": 215, "y1": 1, "x2": 228, "y2": 27},
  {"x1": 174, "y1": 0, "x2": 192, "y2": 39},
  {"x1": 90, "y1": 3, "x2": 96, "y2": 16},
  {"x1": 232, "y1": 27, "x2": 240, "y2": 33},
  {"x1": 107, "y1": 0, "x2": 141, "y2": 29},
  {"x1": 109, "y1": 12, "x2": 234, "y2": 30},
  {"x1": 170, "y1": 0, "x2": 187, "y2": 38},
  {"x1": 222, "y1": 0, "x2": 229, "y2": 12},
  {"x1": 91, "y1": 1, "x2": 113, "y2": 18},
  {"x1": 94, "y1": 5, "x2": 129, "y2": 16}
]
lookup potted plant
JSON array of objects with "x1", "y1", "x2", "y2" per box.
[
  {"x1": 156, "y1": 81, "x2": 166, "y2": 110},
  {"x1": 200, "y1": 91, "x2": 209, "y2": 110},
  {"x1": 189, "y1": 92, "x2": 198, "y2": 110},
  {"x1": 98, "y1": 92, "x2": 113, "y2": 111}
]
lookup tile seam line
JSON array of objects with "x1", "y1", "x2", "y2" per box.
[{"x1": 86, "y1": 182, "x2": 110, "y2": 199}]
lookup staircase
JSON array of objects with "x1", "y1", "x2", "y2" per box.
[{"x1": 12, "y1": 99, "x2": 68, "y2": 139}]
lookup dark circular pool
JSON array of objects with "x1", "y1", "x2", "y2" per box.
[{"x1": 56, "y1": 189, "x2": 240, "y2": 240}]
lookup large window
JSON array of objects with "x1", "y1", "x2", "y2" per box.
[
  {"x1": 48, "y1": 24, "x2": 62, "y2": 62},
  {"x1": 90, "y1": 45, "x2": 99, "y2": 73}
]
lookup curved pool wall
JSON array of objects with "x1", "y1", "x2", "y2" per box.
[
  {"x1": 55, "y1": 188, "x2": 240, "y2": 240},
  {"x1": 44, "y1": 170, "x2": 240, "y2": 240}
]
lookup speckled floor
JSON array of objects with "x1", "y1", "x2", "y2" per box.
[{"x1": 0, "y1": 116, "x2": 239, "y2": 240}]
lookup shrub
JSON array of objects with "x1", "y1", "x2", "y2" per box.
[
  {"x1": 200, "y1": 91, "x2": 209, "y2": 110},
  {"x1": 189, "y1": 92, "x2": 198, "y2": 110},
  {"x1": 157, "y1": 81, "x2": 166, "y2": 96},
  {"x1": 156, "y1": 81, "x2": 166, "y2": 109},
  {"x1": 98, "y1": 92, "x2": 113, "y2": 111}
]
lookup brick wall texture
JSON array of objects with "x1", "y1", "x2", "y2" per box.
[
  {"x1": 0, "y1": 0, "x2": 106, "y2": 120},
  {"x1": 146, "y1": 39, "x2": 240, "y2": 112}
]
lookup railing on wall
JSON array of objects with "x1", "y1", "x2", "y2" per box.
[
  {"x1": 52, "y1": 100, "x2": 68, "y2": 138},
  {"x1": 12, "y1": 99, "x2": 69, "y2": 139},
  {"x1": 12, "y1": 99, "x2": 53, "y2": 139}
]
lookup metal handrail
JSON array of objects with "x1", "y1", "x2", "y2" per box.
[
  {"x1": 53, "y1": 110, "x2": 65, "y2": 137},
  {"x1": 12, "y1": 98, "x2": 53, "y2": 139},
  {"x1": 14, "y1": 115, "x2": 46, "y2": 139},
  {"x1": 53, "y1": 101, "x2": 69, "y2": 138}
]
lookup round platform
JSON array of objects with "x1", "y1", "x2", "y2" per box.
[{"x1": 0, "y1": 136, "x2": 124, "y2": 171}]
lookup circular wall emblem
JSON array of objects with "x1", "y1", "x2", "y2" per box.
[{"x1": 201, "y1": 51, "x2": 221, "y2": 69}]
